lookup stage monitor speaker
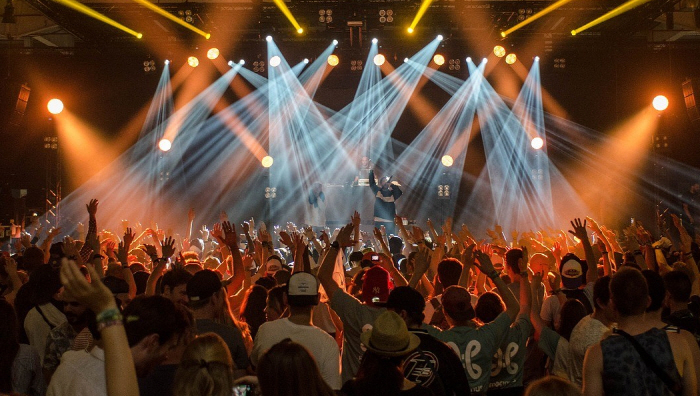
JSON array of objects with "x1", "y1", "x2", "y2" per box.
[{"x1": 682, "y1": 78, "x2": 700, "y2": 129}]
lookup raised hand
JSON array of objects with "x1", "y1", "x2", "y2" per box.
[
  {"x1": 86, "y1": 199, "x2": 99, "y2": 217},
  {"x1": 568, "y1": 218, "x2": 588, "y2": 243},
  {"x1": 473, "y1": 250, "x2": 497, "y2": 276},
  {"x1": 117, "y1": 241, "x2": 129, "y2": 265},
  {"x1": 414, "y1": 245, "x2": 431, "y2": 275},
  {"x1": 20, "y1": 232, "x2": 32, "y2": 248},
  {"x1": 60, "y1": 258, "x2": 116, "y2": 314},
  {"x1": 279, "y1": 231, "x2": 294, "y2": 248},
  {"x1": 48, "y1": 227, "x2": 62, "y2": 239},
  {"x1": 123, "y1": 228, "x2": 135, "y2": 251},
  {"x1": 211, "y1": 223, "x2": 224, "y2": 243},
  {"x1": 221, "y1": 221, "x2": 238, "y2": 247},
  {"x1": 140, "y1": 244, "x2": 158, "y2": 258},
  {"x1": 188, "y1": 208, "x2": 195, "y2": 222},
  {"x1": 461, "y1": 243, "x2": 476, "y2": 270},
  {"x1": 352, "y1": 211, "x2": 361, "y2": 228},
  {"x1": 161, "y1": 237, "x2": 176, "y2": 259},
  {"x1": 411, "y1": 226, "x2": 425, "y2": 243},
  {"x1": 62, "y1": 236, "x2": 80, "y2": 258},
  {"x1": 241, "y1": 221, "x2": 250, "y2": 235},
  {"x1": 200, "y1": 225, "x2": 210, "y2": 241},
  {"x1": 335, "y1": 223, "x2": 355, "y2": 248}
]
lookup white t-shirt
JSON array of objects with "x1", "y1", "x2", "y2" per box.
[
  {"x1": 47, "y1": 347, "x2": 106, "y2": 396},
  {"x1": 251, "y1": 318, "x2": 341, "y2": 389},
  {"x1": 25, "y1": 303, "x2": 67, "y2": 365},
  {"x1": 569, "y1": 315, "x2": 609, "y2": 387}
]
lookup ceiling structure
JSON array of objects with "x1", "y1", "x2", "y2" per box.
[{"x1": 0, "y1": 0, "x2": 698, "y2": 56}]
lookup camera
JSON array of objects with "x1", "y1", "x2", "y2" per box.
[
  {"x1": 371, "y1": 255, "x2": 380, "y2": 261},
  {"x1": 232, "y1": 385, "x2": 252, "y2": 396}
]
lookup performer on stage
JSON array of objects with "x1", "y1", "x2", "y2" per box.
[
  {"x1": 368, "y1": 169, "x2": 402, "y2": 234},
  {"x1": 308, "y1": 182, "x2": 326, "y2": 231},
  {"x1": 352, "y1": 156, "x2": 373, "y2": 187}
]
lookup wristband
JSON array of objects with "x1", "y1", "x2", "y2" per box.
[
  {"x1": 97, "y1": 319, "x2": 123, "y2": 332},
  {"x1": 330, "y1": 241, "x2": 340, "y2": 250},
  {"x1": 96, "y1": 307, "x2": 122, "y2": 322}
]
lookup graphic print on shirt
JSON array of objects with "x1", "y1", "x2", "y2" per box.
[
  {"x1": 403, "y1": 350, "x2": 440, "y2": 386},
  {"x1": 447, "y1": 340, "x2": 482, "y2": 379},
  {"x1": 360, "y1": 323, "x2": 373, "y2": 355},
  {"x1": 491, "y1": 342, "x2": 519, "y2": 377}
]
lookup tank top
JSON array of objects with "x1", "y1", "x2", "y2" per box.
[{"x1": 601, "y1": 327, "x2": 682, "y2": 396}]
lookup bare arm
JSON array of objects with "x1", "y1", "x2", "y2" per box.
[
  {"x1": 318, "y1": 224, "x2": 354, "y2": 299},
  {"x1": 582, "y1": 343, "x2": 604, "y2": 396},
  {"x1": 222, "y1": 222, "x2": 245, "y2": 295},
  {"x1": 474, "y1": 250, "x2": 518, "y2": 321},
  {"x1": 570, "y1": 218, "x2": 598, "y2": 284}
]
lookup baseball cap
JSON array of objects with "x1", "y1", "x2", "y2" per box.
[
  {"x1": 386, "y1": 286, "x2": 425, "y2": 316},
  {"x1": 560, "y1": 253, "x2": 587, "y2": 289},
  {"x1": 442, "y1": 285, "x2": 475, "y2": 322},
  {"x1": 287, "y1": 272, "x2": 319, "y2": 306},
  {"x1": 362, "y1": 265, "x2": 393, "y2": 306},
  {"x1": 186, "y1": 269, "x2": 223, "y2": 302}
]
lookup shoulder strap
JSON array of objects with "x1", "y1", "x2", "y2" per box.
[
  {"x1": 613, "y1": 328, "x2": 682, "y2": 396},
  {"x1": 34, "y1": 305, "x2": 58, "y2": 330}
]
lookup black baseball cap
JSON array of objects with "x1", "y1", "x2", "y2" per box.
[{"x1": 186, "y1": 269, "x2": 222, "y2": 302}]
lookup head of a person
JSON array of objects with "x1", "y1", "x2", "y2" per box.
[
  {"x1": 388, "y1": 236, "x2": 403, "y2": 255},
  {"x1": 123, "y1": 295, "x2": 189, "y2": 377},
  {"x1": 348, "y1": 268, "x2": 366, "y2": 298},
  {"x1": 380, "y1": 176, "x2": 391, "y2": 188},
  {"x1": 312, "y1": 182, "x2": 323, "y2": 195},
  {"x1": 559, "y1": 253, "x2": 587, "y2": 290},
  {"x1": 348, "y1": 251, "x2": 364, "y2": 268},
  {"x1": 405, "y1": 251, "x2": 417, "y2": 275},
  {"x1": 386, "y1": 286, "x2": 425, "y2": 328},
  {"x1": 129, "y1": 263, "x2": 146, "y2": 273},
  {"x1": 442, "y1": 285, "x2": 476, "y2": 327},
  {"x1": 103, "y1": 275, "x2": 132, "y2": 309},
  {"x1": 663, "y1": 270, "x2": 692, "y2": 305},
  {"x1": 255, "y1": 275, "x2": 278, "y2": 291},
  {"x1": 557, "y1": 299, "x2": 588, "y2": 341},
  {"x1": 257, "y1": 339, "x2": 335, "y2": 396},
  {"x1": 62, "y1": 289, "x2": 89, "y2": 329},
  {"x1": 31, "y1": 264, "x2": 63, "y2": 305},
  {"x1": 273, "y1": 268, "x2": 291, "y2": 286},
  {"x1": 505, "y1": 248, "x2": 524, "y2": 277},
  {"x1": 361, "y1": 156, "x2": 370, "y2": 168},
  {"x1": 133, "y1": 271, "x2": 150, "y2": 296},
  {"x1": 475, "y1": 292, "x2": 505, "y2": 324},
  {"x1": 529, "y1": 253, "x2": 550, "y2": 276},
  {"x1": 592, "y1": 275, "x2": 614, "y2": 321},
  {"x1": 355, "y1": 311, "x2": 421, "y2": 394},
  {"x1": 187, "y1": 269, "x2": 225, "y2": 314},
  {"x1": 265, "y1": 255, "x2": 284, "y2": 277},
  {"x1": 610, "y1": 267, "x2": 649, "y2": 318},
  {"x1": 524, "y1": 376, "x2": 582, "y2": 396},
  {"x1": 184, "y1": 263, "x2": 203, "y2": 275},
  {"x1": 0, "y1": 299, "x2": 19, "y2": 394},
  {"x1": 361, "y1": 265, "x2": 393, "y2": 307},
  {"x1": 240, "y1": 285, "x2": 268, "y2": 336},
  {"x1": 641, "y1": 270, "x2": 665, "y2": 314},
  {"x1": 162, "y1": 267, "x2": 193, "y2": 306},
  {"x1": 265, "y1": 284, "x2": 288, "y2": 322},
  {"x1": 691, "y1": 182, "x2": 700, "y2": 194},
  {"x1": 437, "y1": 258, "x2": 463, "y2": 289},
  {"x1": 286, "y1": 272, "x2": 320, "y2": 309},
  {"x1": 173, "y1": 333, "x2": 234, "y2": 396},
  {"x1": 21, "y1": 246, "x2": 44, "y2": 274}
]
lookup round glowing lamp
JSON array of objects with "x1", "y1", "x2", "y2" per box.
[
  {"x1": 158, "y1": 138, "x2": 172, "y2": 152},
  {"x1": 531, "y1": 137, "x2": 544, "y2": 150},
  {"x1": 261, "y1": 155, "x2": 274, "y2": 168},
  {"x1": 327, "y1": 54, "x2": 339, "y2": 66},
  {"x1": 266, "y1": 36, "x2": 273, "y2": 42},
  {"x1": 652, "y1": 95, "x2": 669, "y2": 111},
  {"x1": 373, "y1": 54, "x2": 386, "y2": 66},
  {"x1": 187, "y1": 56, "x2": 199, "y2": 67},
  {"x1": 207, "y1": 48, "x2": 220, "y2": 60},
  {"x1": 407, "y1": 27, "x2": 414, "y2": 34},
  {"x1": 47, "y1": 99, "x2": 64, "y2": 115},
  {"x1": 493, "y1": 45, "x2": 506, "y2": 58},
  {"x1": 441, "y1": 155, "x2": 454, "y2": 167},
  {"x1": 269, "y1": 56, "x2": 281, "y2": 68},
  {"x1": 433, "y1": 54, "x2": 445, "y2": 66},
  {"x1": 297, "y1": 28, "x2": 304, "y2": 34},
  {"x1": 505, "y1": 53, "x2": 517, "y2": 65}
]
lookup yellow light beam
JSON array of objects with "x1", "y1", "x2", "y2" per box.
[
  {"x1": 408, "y1": 0, "x2": 434, "y2": 33},
  {"x1": 53, "y1": 0, "x2": 142, "y2": 38},
  {"x1": 501, "y1": 0, "x2": 577, "y2": 38},
  {"x1": 271, "y1": 0, "x2": 303, "y2": 33},
  {"x1": 571, "y1": 0, "x2": 652, "y2": 35},
  {"x1": 130, "y1": 0, "x2": 211, "y2": 39}
]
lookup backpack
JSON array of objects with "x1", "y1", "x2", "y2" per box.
[{"x1": 562, "y1": 288, "x2": 593, "y2": 314}]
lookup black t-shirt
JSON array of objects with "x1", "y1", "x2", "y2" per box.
[
  {"x1": 403, "y1": 329, "x2": 471, "y2": 396},
  {"x1": 341, "y1": 379, "x2": 435, "y2": 396},
  {"x1": 138, "y1": 364, "x2": 177, "y2": 396}
]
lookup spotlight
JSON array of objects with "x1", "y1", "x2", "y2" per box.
[
  {"x1": 372, "y1": 38, "x2": 378, "y2": 44},
  {"x1": 493, "y1": 45, "x2": 506, "y2": 58},
  {"x1": 164, "y1": 59, "x2": 170, "y2": 65},
  {"x1": 206, "y1": 48, "x2": 220, "y2": 60},
  {"x1": 269, "y1": 55, "x2": 281, "y2": 67},
  {"x1": 466, "y1": 57, "x2": 472, "y2": 62},
  {"x1": 404, "y1": 58, "x2": 409, "y2": 62},
  {"x1": 228, "y1": 60, "x2": 233, "y2": 67},
  {"x1": 303, "y1": 58, "x2": 309, "y2": 64},
  {"x1": 158, "y1": 138, "x2": 172, "y2": 152},
  {"x1": 187, "y1": 56, "x2": 199, "y2": 67},
  {"x1": 437, "y1": 34, "x2": 443, "y2": 40},
  {"x1": 297, "y1": 28, "x2": 304, "y2": 34},
  {"x1": 652, "y1": 95, "x2": 669, "y2": 111},
  {"x1": 407, "y1": 27, "x2": 414, "y2": 34},
  {"x1": 327, "y1": 54, "x2": 339, "y2": 66},
  {"x1": 266, "y1": 35, "x2": 272, "y2": 42},
  {"x1": 240, "y1": 59, "x2": 245, "y2": 65},
  {"x1": 441, "y1": 155, "x2": 454, "y2": 167},
  {"x1": 534, "y1": 56, "x2": 540, "y2": 61},
  {"x1": 332, "y1": 39, "x2": 338, "y2": 45},
  {"x1": 433, "y1": 54, "x2": 445, "y2": 66},
  {"x1": 47, "y1": 99, "x2": 64, "y2": 115},
  {"x1": 531, "y1": 137, "x2": 544, "y2": 150},
  {"x1": 262, "y1": 155, "x2": 274, "y2": 168},
  {"x1": 505, "y1": 53, "x2": 517, "y2": 65},
  {"x1": 373, "y1": 54, "x2": 386, "y2": 66},
  {"x1": 482, "y1": 58, "x2": 488, "y2": 64}
]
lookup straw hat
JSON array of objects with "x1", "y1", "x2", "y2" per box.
[{"x1": 361, "y1": 311, "x2": 420, "y2": 357}]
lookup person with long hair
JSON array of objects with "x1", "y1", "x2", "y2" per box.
[
  {"x1": 342, "y1": 311, "x2": 433, "y2": 396},
  {"x1": 240, "y1": 285, "x2": 267, "y2": 340},
  {"x1": 255, "y1": 339, "x2": 336, "y2": 396},
  {"x1": 173, "y1": 333, "x2": 234, "y2": 396},
  {"x1": 0, "y1": 299, "x2": 45, "y2": 396}
]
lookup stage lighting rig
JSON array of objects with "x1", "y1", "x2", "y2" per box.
[
  {"x1": 447, "y1": 58, "x2": 461, "y2": 71},
  {"x1": 143, "y1": 59, "x2": 156, "y2": 73}
]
